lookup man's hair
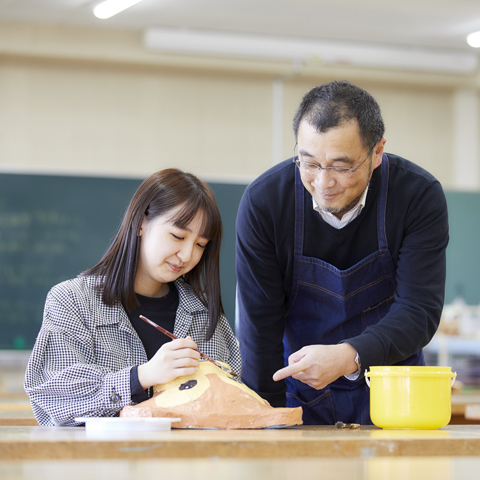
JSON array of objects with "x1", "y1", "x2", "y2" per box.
[
  {"x1": 82, "y1": 168, "x2": 223, "y2": 340},
  {"x1": 293, "y1": 80, "x2": 385, "y2": 150}
]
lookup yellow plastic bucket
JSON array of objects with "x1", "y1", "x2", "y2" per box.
[{"x1": 365, "y1": 366, "x2": 456, "y2": 429}]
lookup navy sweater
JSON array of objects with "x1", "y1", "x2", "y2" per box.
[{"x1": 235, "y1": 154, "x2": 449, "y2": 407}]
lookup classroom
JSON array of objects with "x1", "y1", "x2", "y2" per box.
[{"x1": 1, "y1": 2, "x2": 480, "y2": 479}]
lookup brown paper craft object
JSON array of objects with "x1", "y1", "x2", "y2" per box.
[{"x1": 121, "y1": 361, "x2": 303, "y2": 429}]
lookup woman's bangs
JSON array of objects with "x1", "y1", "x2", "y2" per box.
[{"x1": 170, "y1": 199, "x2": 220, "y2": 241}]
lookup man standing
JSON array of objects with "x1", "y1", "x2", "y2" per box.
[{"x1": 235, "y1": 80, "x2": 449, "y2": 424}]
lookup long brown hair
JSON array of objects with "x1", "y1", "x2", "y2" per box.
[{"x1": 82, "y1": 168, "x2": 224, "y2": 340}]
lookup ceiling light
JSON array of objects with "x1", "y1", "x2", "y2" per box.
[
  {"x1": 467, "y1": 31, "x2": 480, "y2": 48},
  {"x1": 94, "y1": 0, "x2": 143, "y2": 20},
  {"x1": 143, "y1": 28, "x2": 478, "y2": 75}
]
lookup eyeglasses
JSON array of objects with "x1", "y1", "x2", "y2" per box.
[{"x1": 293, "y1": 144, "x2": 375, "y2": 179}]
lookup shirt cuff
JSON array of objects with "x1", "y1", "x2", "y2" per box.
[
  {"x1": 344, "y1": 370, "x2": 361, "y2": 381},
  {"x1": 130, "y1": 366, "x2": 149, "y2": 403},
  {"x1": 344, "y1": 348, "x2": 361, "y2": 381}
]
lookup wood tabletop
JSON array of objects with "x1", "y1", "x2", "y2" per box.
[
  {"x1": 451, "y1": 394, "x2": 480, "y2": 414},
  {"x1": 0, "y1": 409, "x2": 37, "y2": 426},
  {"x1": 2, "y1": 424, "x2": 480, "y2": 460},
  {"x1": 1, "y1": 455, "x2": 480, "y2": 480},
  {"x1": 0, "y1": 398, "x2": 37, "y2": 426},
  {"x1": 2, "y1": 455, "x2": 480, "y2": 480}
]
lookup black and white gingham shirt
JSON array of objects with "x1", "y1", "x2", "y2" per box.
[{"x1": 24, "y1": 276, "x2": 241, "y2": 426}]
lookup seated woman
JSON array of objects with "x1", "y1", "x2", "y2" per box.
[{"x1": 24, "y1": 168, "x2": 241, "y2": 426}]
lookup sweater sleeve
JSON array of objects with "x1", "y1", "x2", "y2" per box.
[
  {"x1": 24, "y1": 285, "x2": 135, "y2": 426},
  {"x1": 346, "y1": 180, "x2": 449, "y2": 371},
  {"x1": 235, "y1": 186, "x2": 289, "y2": 407}
]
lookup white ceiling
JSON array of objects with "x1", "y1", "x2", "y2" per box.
[{"x1": 1, "y1": 0, "x2": 480, "y2": 54}]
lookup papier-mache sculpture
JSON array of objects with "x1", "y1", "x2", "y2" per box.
[{"x1": 120, "y1": 361, "x2": 303, "y2": 429}]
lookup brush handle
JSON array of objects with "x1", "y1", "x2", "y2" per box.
[
  {"x1": 139, "y1": 315, "x2": 177, "y2": 340},
  {"x1": 139, "y1": 315, "x2": 237, "y2": 377}
]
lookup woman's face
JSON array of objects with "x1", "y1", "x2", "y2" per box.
[{"x1": 134, "y1": 207, "x2": 209, "y2": 297}]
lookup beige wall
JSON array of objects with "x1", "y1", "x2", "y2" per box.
[
  {"x1": 0, "y1": 22, "x2": 478, "y2": 189},
  {"x1": 0, "y1": 58, "x2": 273, "y2": 181}
]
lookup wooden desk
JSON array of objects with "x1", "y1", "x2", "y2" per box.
[
  {"x1": 2, "y1": 425, "x2": 480, "y2": 460},
  {"x1": 1, "y1": 425, "x2": 480, "y2": 480},
  {"x1": 0, "y1": 409, "x2": 37, "y2": 426},
  {"x1": 0, "y1": 400, "x2": 36, "y2": 426},
  {"x1": 2, "y1": 455, "x2": 480, "y2": 480},
  {"x1": 450, "y1": 394, "x2": 480, "y2": 424}
]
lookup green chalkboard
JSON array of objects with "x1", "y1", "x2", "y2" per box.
[
  {"x1": 1, "y1": 173, "x2": 478, "y2": 351},
  {"x1": 0, "y1": 173, "x2": 246, "y2": 350},
  {"x1": 444, "y1": 191, "x2": 480, "y2": 306}
]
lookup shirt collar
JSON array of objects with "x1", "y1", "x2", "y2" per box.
[{"x1": 312, "y1": 186, "x2": 369, "y2": 229}]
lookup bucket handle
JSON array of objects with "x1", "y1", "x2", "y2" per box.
[{"x1": 365, "y1": 370, "x2": 457, "y2": 387}]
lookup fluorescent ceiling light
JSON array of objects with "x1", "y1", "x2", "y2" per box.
[
  {"x1": 144, "y1": 28, "x2": 477, "y2": 75},
  {"x1": 94, "y1": 0, "x2": 143, "y2": 20},
  {"x1": 467, "y1": 31, "x2": 480, "y2": 48}
]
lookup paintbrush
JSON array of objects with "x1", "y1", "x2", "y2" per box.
[{"x1": 139, "y1": 315, "x2": 238, "y2": 377}]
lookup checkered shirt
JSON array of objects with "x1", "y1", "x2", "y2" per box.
[{"x1": 24, "y1": 275, "x2": 241, "y2": 426}]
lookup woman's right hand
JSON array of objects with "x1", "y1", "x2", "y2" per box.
[{"x1": 137, "y1": 336, "x2": 200, "y2": 389}]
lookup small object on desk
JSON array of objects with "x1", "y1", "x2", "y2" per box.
[
  {"x1": 335, "y1": 421, "x2": 360, "y2": 429},
  {"x1": 75, "y1": 416, "x2": 181, "y2": 432},
  {"x1": 139, "y1": 315, "x2": 238, "y2": 377}
]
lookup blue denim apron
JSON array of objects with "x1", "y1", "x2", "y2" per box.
[{"x1": 284, "y1": 155, "x2": 424, "y2": 425}]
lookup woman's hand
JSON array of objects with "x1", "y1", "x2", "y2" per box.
[{"x1": 137, "y1": 336, "x2": 200, "y2": 389}]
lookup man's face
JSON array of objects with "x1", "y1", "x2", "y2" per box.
[{"x1": 296, "y1": 119, "x2": 385, "y2": 219}]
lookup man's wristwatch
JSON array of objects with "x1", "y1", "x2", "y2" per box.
[{"x1": 353, "y1": 352, "x2": 361, "y2": 374}]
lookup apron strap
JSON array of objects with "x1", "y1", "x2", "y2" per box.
[
  {"x1": 376, "y1": 154, "x2": 389, "y2": 251},
  {"x1": 294, "y1": 165, "x2": 305, "y2": 257}
]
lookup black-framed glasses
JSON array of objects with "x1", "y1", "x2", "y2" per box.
[{"x1": 293, "y1": 144, "x2": 376, "y2": 179}]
